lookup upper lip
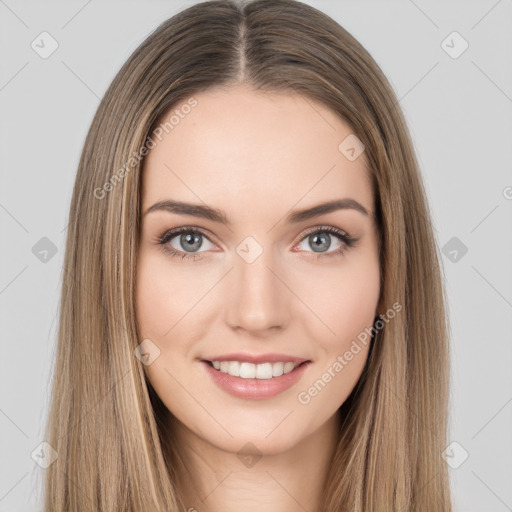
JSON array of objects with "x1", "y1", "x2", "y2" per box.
[{"x1": 202, "y1": 353, "x2": 310, "y2": 365}]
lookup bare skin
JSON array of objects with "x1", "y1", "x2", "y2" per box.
[{"x1": 136, "y1": 83, "x2": 380, "y2": 512}]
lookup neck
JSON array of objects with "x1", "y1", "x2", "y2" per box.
[{"x1": 168, "y1": 412, "x2": 341, "y2": 512}]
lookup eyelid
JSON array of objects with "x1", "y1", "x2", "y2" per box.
[
  {"x1": 157, "y1": 226, "x2": 220, "y2": 249},
  {"x1": 156, "y1": 224, "x2": 358, "y2": 260},
  {"x1": 296, "y1": 224, "x2": 350, "y2": 241},
  {"x1": 292, "y1": 224, "x2": 357, "y2": 254}
]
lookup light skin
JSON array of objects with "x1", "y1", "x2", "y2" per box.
[{"x1": 136, "y1": 83, "x2": 381, "y2": 511}]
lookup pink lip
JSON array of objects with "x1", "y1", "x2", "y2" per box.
[
  {"x1": 202, "y1": 353, "x2": 309, "y2": 365},
  {"x1": 201, "y1": 360, "x2": 312, "y2": 400}
]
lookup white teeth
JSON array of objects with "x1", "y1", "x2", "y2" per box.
[
  {"x1": 256, "y1": 362, "x2": 272, "y2": 379},
  {"x1": 272, "y1": 362, "x2": 284, "y2": 377},
  {"x1": 228, "y1": 361, "x2": 241, "y2": 376},
  {"x1": 210, "y1": 360, "x2": 302, "y2": 379},
  {"x1": 239, "y1": 362, "x2": 256, "y2": 378},
  {"x1": 283, "y1": 362, "x2": 295, "y2": 373}
]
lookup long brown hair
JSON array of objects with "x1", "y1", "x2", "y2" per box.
[{"x1": 43, "y1": 0, "x2": 452, "y2": 509}]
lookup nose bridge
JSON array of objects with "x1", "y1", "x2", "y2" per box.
[{"x1": 225, "y1": 236, "x2": 287, "y2": 332}]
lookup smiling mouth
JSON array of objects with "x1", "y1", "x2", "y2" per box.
[{"x1": 204, "y1": 360, "x2": 309, "y2": 380}]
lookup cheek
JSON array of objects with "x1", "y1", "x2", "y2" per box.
[
  {"x1": 292, "y1": 253, "x2": 380, "y2": 406},
  {"x1": 135, "y1": 253, "x2": 204, "y2": 403},
  {"x1": 136, "y1": 251, "x2": 204, "y2": 339},
  {"x1": 136, "y1": 255, "x2": 174, "y2": 338},
  {"x1": 300, "y1": 254, "x2": 380, "y2": 344},
  {"x1": 296, "y1": 267, "x2": 379, "y2": 411}
]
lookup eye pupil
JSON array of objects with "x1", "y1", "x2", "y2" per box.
[
  {"x1": 162, "y1": 226, "x2": 349, "y2": 260},
  {"x1": 309, "y1": 232, "x2": 331, "y2": 253},
  {"x1": 181, "y1": 232, "x2": 202, "y2": 252}
]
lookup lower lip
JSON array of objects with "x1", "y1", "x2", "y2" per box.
[{"x1": 201, "y1": 361, "x2": 311, "y2": 400}]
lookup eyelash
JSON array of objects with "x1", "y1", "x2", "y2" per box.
[{"x1": 156, "y1": 225, "x2": 359, "y2": 262}]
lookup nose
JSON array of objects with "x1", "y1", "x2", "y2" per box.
[{"x1": 224, "y1": 248, "x2": 289, "y2": 334}]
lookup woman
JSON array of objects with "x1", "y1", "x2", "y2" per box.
[{"x1": 43, "y1": 0, "x2": 452, "y2": 510}]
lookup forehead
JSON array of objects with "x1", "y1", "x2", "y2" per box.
[{"x1": 141, "y1": 84, "x2": 373, "y2": 219}]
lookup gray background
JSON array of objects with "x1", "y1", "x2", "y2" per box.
[{"x1": 1, "y1": 1, "x2": 511, "y2": 510}]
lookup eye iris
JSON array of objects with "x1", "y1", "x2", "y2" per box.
[
  {"x1": 309, "y1": 232, "x2": 331, "y2": 253},
  {"x1": 181, "y1": 232, "x2": 202, "y2": 252}
]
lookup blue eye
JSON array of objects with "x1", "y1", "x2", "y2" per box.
[
  {"x1": 157, "y1": 227, "x2": 214, "y2": 261},
  {"x1": 157, "y1": 225, "x2": 358, "y2": 261},
  {"x1": 294, "y1": 226, "x2": 358, "y2": 259}
]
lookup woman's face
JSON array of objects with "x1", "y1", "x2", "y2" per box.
[{"x1": 136, "y1": 83, "x2": 380, "y2": 455}]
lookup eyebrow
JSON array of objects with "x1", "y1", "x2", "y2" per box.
[{"x1": 143, "y1": 198, "x2": 370, "y2": 225}]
